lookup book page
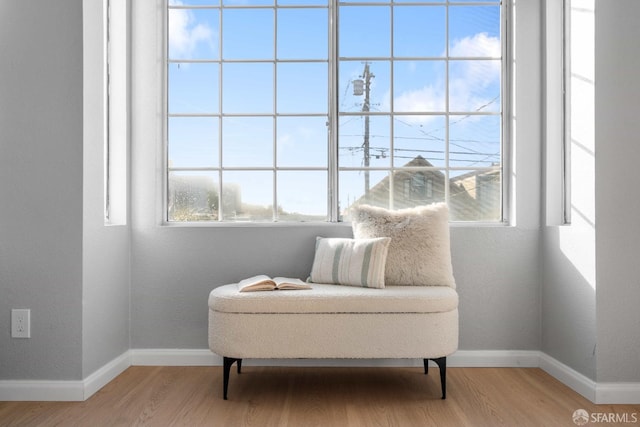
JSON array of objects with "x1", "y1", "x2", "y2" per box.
[
  {"x1": 272, "y1": 277, "x2": 312, "y2": 290},
  {"x1": 237, "y1": 275, "x2": 276, "y2": 292}
]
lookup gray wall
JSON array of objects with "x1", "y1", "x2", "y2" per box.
[
  {"x1": 541, "y1": 226, "x2": 597, "y2": 379},
  {"x1": 0, "y1": 0, "x2": 84, "y2": 380},
  {"x1": 595, "y1": 0, "x2": 640, "y2": 383},
  {"x1": 0, "y1": 0, "x2": 131, "y2": 381}
]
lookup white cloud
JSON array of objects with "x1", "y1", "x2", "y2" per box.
[
  {"x1": 450, "y1": 32, "x2": 501, "y2": 58},
  {"x1": 168, "y1": 1, "x2": 215, "y2": 59},
  {"x1": 392, "y1": 33, "x2": 501, "y2": 123},
  {"x1": 393, "y1": 86, "x2": 444, "y2": 119}
]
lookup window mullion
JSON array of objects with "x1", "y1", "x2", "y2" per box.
[
  {"x1": 389, "y1": 2, "x2": 394, "y2": 210},
  {"x1": 273, "y1": 9, "x2": 278, "y2": 222},
  {"x1": 217, "y1": 7, "x2": 224, "y2": 222},
  {"x1": 444, "y1": 3, "x2": 450, "y2": 207},
  {"x1": 329, "y1": 0, "x2": 339, "y2": 222}
]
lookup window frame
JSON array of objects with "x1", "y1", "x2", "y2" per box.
[
  {"x1": 563, "y1": 0, "x2": 571, "y2": 225},
  {"x1": 105, "y1": 0, "x2": 130, "y2": 226},
  {"x1": 162, "y1": 0, "x2": 510, "y2": 224}
]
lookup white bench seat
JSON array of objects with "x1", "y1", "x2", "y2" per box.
[
  {"x1": 209, "y1": 283, "x2": 458, "y2": 314},
  {"x1": 208, "y1": 282, "x2": 458, "y2": 400}
]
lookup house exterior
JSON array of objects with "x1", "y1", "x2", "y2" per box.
[{"x1": 350, "y1": 155, "x2": 501, "y2": 221}]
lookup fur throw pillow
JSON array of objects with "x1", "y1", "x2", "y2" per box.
[{"x1": 349, "y1": 203, "x2": 455, "y2": 288}]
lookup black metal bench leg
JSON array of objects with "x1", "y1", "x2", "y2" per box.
[
  {"x1": 424, "y1": 357, "x2": 447, "y2": 399},
  {"x1": 432, "y1": 357, "x2": 447, "y2": 399},
  {"x1": 223, "y1": 357, "x2": 242, "y2": 400}
]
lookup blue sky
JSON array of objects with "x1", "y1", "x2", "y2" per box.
[{"x1": 167, "y1": 0, "x2": 501, "y2": 219}]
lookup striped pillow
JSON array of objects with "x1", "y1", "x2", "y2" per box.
[{"x1": 309, "y1": 237, "x2": 391, "y2": 288}]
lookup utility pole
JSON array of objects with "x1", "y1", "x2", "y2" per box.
[{"x1": 354, "y1": 63, "x2": 373, "y2": 198}]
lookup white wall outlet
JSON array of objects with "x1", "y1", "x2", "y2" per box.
[{"x1": 11, "y1": 309, "x2": 30, "y2": 338}]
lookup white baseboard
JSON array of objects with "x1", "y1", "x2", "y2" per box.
[
  {"x1": 130, "y1": 349, "x2": 540, "y2": 369},
  {"x1": 130, "y1": 349, "x2": 216, "y2": 366},
  {"x1": 83, "y1": 351, "x2": 131, "y2": 399},
  {"x1": 596, "y1": 382, "x2": 640, "y2": 405},
  {"x1": 131, "y1": 349, "x2": 428, "y2": 368},
  {"x1": 539, "y1": 352, "x2": 640, "y2": 404},
  {"x1": 449, "y1": 350, "x2": 540, "y2": 368},
  {"x1": 0, "y1": 380, "x2": 85, "y2": 402},
  {"x1": 2, "y1": 349, "x2": 639, "y2": 403},
  {"x1": 0, "y1": 351, "x2": 130, "y2": 402},
  {"x1": 539, "y1": 352, "x2": 597, "y2": 402}
]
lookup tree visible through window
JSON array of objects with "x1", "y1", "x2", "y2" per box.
[{"x1": 166, "y1": 0, "x2": 504, "y2": 222}]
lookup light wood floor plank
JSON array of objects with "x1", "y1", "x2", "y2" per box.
[{"x1": 1, "y1": 366, "x2": 638, "y2": 426}]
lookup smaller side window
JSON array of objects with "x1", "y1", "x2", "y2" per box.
[{"x1": 105, "y1": 0, "x2": 129, "y2": 225}]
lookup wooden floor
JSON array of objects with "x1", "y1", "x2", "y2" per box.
[{"x1": 1, "y1": 366, "x2": 638, "y2": 426}]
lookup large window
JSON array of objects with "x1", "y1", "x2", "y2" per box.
[{"x1": 166, "y1": 0, "x2": 505, "y2": 222}]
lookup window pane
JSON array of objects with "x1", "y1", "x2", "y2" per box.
[
  {"x1": 338, "y1": 115, "x2": 390, "y2": 168},
  {"x1": 222, "y1": 63, "x2": 273, "y2": 113},
  {"x1": 392, "y1": 169, "x2": 445, "y2": 209},
  {"x1": 451, "y1": 0, "x2": 500, "y2": 3},
  {"x1": 222, "y1": 171, "x2": 273, "y2": 221},
  {"x1": 339, "y1": 0, "x2": 389, "y2": 4},
  {"x1": 570, "y1": 3, "x2": 594, "y2": 82},
  {"x1": 168, "y1": 63, "x2": 218, "y2": 114},
  {"x1": 170, "y1": 0, "x2": 219, "y2": 5},
  {"x1": 168, "y1": 8, "x2": 218, "y2": 60},
  {"x1": 449, "y1": 6, "x2": 501, "y2": 57},
  {"x1": 339, "y1": 170, "x2": 390, "y2": 216},
  {"x1": 168, "y1": 117, "x2": 219, "y2": 168},
  {"x1": 570, "y1": 77, "x2": 594, "y2": 150},
  {"x1": 277, "y1": 63, "x2": 328, "y2": 114},
  {"x1": 394, "y1": 115, "x2": 446, "y2": 168},
  {"x1": 277, "y1": 171, "x2": 327, "y2": 221},
  {"x1": 277, "y1": 116, "x2": 328, "y2": 167},
  {"x1": 339, "y1": 6, "x2": 390, "y2": 58},
  {"x1": 222, "y1": 9, "x2": 274, "y2": 59},
  {"x1": 223, "y1": 0, "x2": 274, "y2": 8},
  {"x1": 222, "y1": 117, "x2": 273, "y2": 167},
  {"x1": 168, "y1": 171, "x2": 218, "y2": 221},
  {"x1": 278, "y1": 0, "x2": 327, "y2": 6},
  {"x1": 449, "y1": 60, "x2": 501, "y2": 112},
  {"x1": 393, "y1": 6, "x2": 445, "y2": 58},
  {"x1": 339, "y1": 60, "x2": 390, "y2": 113},
  {"x1": 393, "y1": 60, "x2": 446, "y2": 113},
  {"x1": 277, "y1": 9, "x2": 328, "y2": 60},
  {"x1": 449, "y1": 115, "x2": 501, "y2": 168},
  {"x1": 449, "y1": 169, "x2": 501, "y2": 222},
  {"x1": 396, "y1": 0, "x2": 444, "y2": 3}
]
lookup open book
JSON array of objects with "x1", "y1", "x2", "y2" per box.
[{"x1": 237, "y1": 275, "x2": 312, "y2": 292}]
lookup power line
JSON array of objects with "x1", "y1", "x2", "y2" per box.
[{"x1": 340, "y1": 145, "x2": 499, "y2": 158}]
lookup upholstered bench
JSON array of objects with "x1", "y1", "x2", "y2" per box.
[
  {"x1": 208, "y1": 203, "x2": 459, "y2": 400},
  {"x1": 208, "y1": 282, "x2": 458, "y2": 399}
]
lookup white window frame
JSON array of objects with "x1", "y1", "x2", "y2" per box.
[
  {"x1": 105, "y1": 0, "x2": 130, "y2": 225},
  {"x1": 163, "y1": 0, "x2": 510, "y2": 224}
]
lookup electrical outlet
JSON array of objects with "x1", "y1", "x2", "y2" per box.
[{"x1": 11, "y1": 309, "x2": 30, "y2": 338}]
